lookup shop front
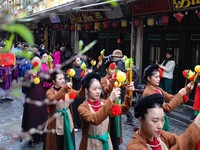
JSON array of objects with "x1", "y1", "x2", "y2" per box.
[{"x1": 132, "y1": 0, "x2": 200, "y2": 99}]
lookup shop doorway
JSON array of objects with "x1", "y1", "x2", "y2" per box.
[{"x1": 143, "y1": 33, "x2": 181, "y2": 94}]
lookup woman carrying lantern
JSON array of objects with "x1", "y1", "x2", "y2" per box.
[
  {"x1": 44, "y1": 69, "x2": 84, "y2": 150},
  {"x1": 78, "y1": 72, "x2": 134, "y2": 150},
  {"x1": 142, "y1": 64, "x2": 194, "y2": 131}
]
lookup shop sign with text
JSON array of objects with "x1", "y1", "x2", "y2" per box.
[
  {"x1": 172, "y1": 0, "x2": 200, "y2": 10},
  {"x1": 70, "y1": 12, "x2": 106, "y2": 23}
]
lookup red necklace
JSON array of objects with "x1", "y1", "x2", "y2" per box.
[{"x1": 87, "y1": 99, "x2": 102, "y2": 112}]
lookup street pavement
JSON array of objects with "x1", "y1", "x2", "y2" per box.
[{"x1": 0, "y1": 93, "x2": 190, "y2": 150}]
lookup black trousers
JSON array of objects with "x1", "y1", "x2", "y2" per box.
[{"x1": 56, "y1": 133, "x2": 76, "y2": 150}]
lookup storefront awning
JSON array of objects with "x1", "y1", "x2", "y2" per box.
[{"x1": 17, "y1": 16, "x2": 41, "y2": 23}]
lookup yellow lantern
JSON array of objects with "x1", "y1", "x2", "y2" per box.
[
  {"x1": 121, "y1": 20, "x2": 127, "y2": 28},
  {"x1": 94, "y1": 22, "x2": 100, "y2": 31},
  {"x1": 77, "y1": 24, "x2": 82, "y2": 31},
  {"x1": 147, "y1": 18, "x2": 155, "y2": 26}
]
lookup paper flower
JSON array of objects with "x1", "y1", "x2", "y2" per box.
[
  {"x1": 122, "y1": 55, "x2": 128, "y2": 63},
  {"x1": 109, "y1": 63, "x2": 116, "y2": 70},
  {"x1": 47, "y1": 55, "x2": 54, "y2": 68},
  {"x1": 33, "y1": 61, "x2": 39, "y2": 67},
  {"x1": 182, "y1": 70, "x2": 187, "y2": 78},
  {"x1": 66, "y1": 68, "x2": 75, "y2": 77},
  {"x1": 100, "y1": 49, "x2": 105, "y2": 55},
  {"x1": 111, "y1": 104, "x2": 122, "y2": 117},
  {"x1": 90, "y1": 60, "x2": 96, "y2": 66},
  {"x1": 81, "y1": 71, "x2": 85, "y2": 77},
  {"x1": 69, "y1": 90, "x2": 76, "y2": 99},
  {"x1": 195, "y1": 65, "x2": 200, "y2": 74},
  {"x1": 34, "y1": 77, "x2": 40, "y2": 84},
  {"x1": 116, "y1": 70, "x2": 126, "y2": 83},
  {"x1": 182, "y1": 69, "x2": 195, "y2": 81},
  {"x1": 81, "y1": 62, "x2": 87, "y2": 71},
  {"x1": 31, "y1": 56, "x2": 41, "y2": 74},
  {"x1": 125, "y1": 58, "x2": 133, "y2": 70},
  {"x1": 114, "y1": 81, "x2": 121, "y2": 87},
  {"x1": 98, "y1": 49, "x2": 105, "y2": 61}
]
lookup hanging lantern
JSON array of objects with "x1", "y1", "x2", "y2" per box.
[
  {"x1": 59, "y1": 24, "x2": 64, "y2": 30},
  {"x1": 55, "y1": 24, "x2": 59, "y2": 30},
  {"x1": 94, "y1": 22, "x2": 100, "y2": 31},
  {"x1": 70, "y1": 24, "x2": 75, "y2": 31},
  {"x1": 103, "y1": 21, "x2": 109, "y2": 29},
  {"x1": 53, "y1": 25, "x2": 56, "y2": 30},
  {"x1": 117, "y1": 37, "x2": 121, "y2": 44},
  {"x1": 121, "y1": 20, "x2": 127, "y2": 27},
  {"x1": 197, "y1": 11, "x2": 200, "y2": 19},
  {"x1": 134, "y1": 19, "x2": 141, "y2": 27},
  {"x1": 85, "y1": 23, "x2": 90, "y2": 31},
  {"x1": 174, "y1": 12, "x2": 184, "y2": 23},
  {"x1": 77, "y1": 24, "x2": 82, "y2": 31},
  {"x1": 147, "y1": 18, "x2": 155, "y2": 26},
  {"x1": 111, "y1": 21, "x2": 118, "y2": 28},
  {"x1": 65, "y1": 24, "x2": 69, "y2": 30},
  {"x1": 162, "y1": 15, "x2": 169, "y2": 26}
]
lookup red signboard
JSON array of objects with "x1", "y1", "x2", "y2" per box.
[
  {"x1": 131, "y1": 0, "x2": 171, "y2": 16},
  {"x1": 0, "y1": 53, "x2": 16, "y2": 67}
]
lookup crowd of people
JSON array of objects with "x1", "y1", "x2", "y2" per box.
[{"x1": 0, "y1": 41, "x2": 200, "y2": 150}]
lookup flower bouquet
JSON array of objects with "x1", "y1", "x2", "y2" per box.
[
  {"x1": 31, "y1": 57, "x2": 41, "y2": 84},
  {"x1": 111, "y1": 70, "x2": 127, "y2": 117},
  {"x1": 182, "y1": 65, "x2": 200, "y2": 102}
]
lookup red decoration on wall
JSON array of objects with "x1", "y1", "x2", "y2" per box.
[
  {"x1": 85, "y1": 23, "x2": 90, "y2": 31},
  {"x1": 174, "y1": 12, "x2": 184, "y2": 23},
  {"x1": 134, "y1": 19, "x2": 141, "y2": 27},
  {"x1": 162, "y1": 15, "x2": 169, "y2": 26},
  {"x1": 103, "y1": 21, "x2": 109, "y2": 29}
]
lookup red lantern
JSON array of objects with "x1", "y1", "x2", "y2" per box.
[
  {"x1": 162, "y1": 15, "x2": 169, "y2": 26},
  {"x1": 134, "y1": 19, "x2": 141, "y2": 27},
  {"x1": 85, "y1": 23, "x2": 90, "y2": 31},
  {"x1": 65, "y1": 24, "x2": 69, "y2": 30},
  {"x1": 70, "y1": 24, "x2": 75, "y2": 31},
  {"x1": 111, "y1": 21, "x2": 118, "y2": 28},
  {"x1": 197, "y1": 11, "x2": 200, "y2": 19},
  {"x1": 117, "y1": 37, "x2": 121, "y2": 44},
  {"x1": 103, "y1": 21, "x2": 109, "y2": 29},
  {"x1": 59, "y1": 24, "x2": 64, "y2": 30},
  {"x1": 174, "y1": 12, "x2": 184, "y2": 23}
]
